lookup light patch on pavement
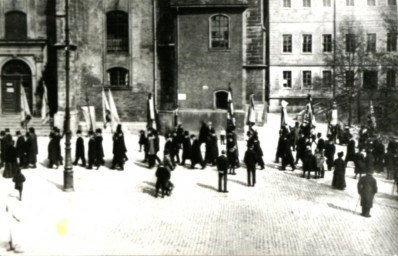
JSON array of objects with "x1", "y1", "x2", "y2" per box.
[{"x1": 56, "y1": 219, "x2": 68, "y2": 236}]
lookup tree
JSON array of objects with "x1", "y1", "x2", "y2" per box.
[{"x1": 323, "y1": 17, "x2": 379, "y2": 126}]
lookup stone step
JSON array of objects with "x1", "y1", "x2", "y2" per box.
[{"x1": 0, "y1": 115, "x2": 51, "y2": 136}]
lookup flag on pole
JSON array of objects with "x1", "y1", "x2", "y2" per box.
[
  {"x1": 147, "y1": 93, "x2": 157, "y2": 130},
  {"x1": 281, "y1": 100, "x2": 294, "y2": 128},
  {"x1": 108, "y1": 89, "x2": 120, "y2": 131},
  {"x1": 247, "y1": 94, "x2": 256, "y2": 125},
  {"x1": 330, "y1": 101, "x2": 338, "y2": 127},
  {"x1": 174, "y1": 107, "x2": 179, "y2": 127},
  {"x1": 227, "y1": 88, "x2": 236, "y2": 128},
  {"x1": 20, "y1": 85, "x2": 32, "y2": 128},
  {"x1": 41, "y1": 84, "x2": 50, "y2": 125},
  {"x1": 102, "y1": 88, "x2": 111, "y2": 129},
  {"x1": 81, "y1": 106, "x2": 97, "y2": 131},
  {"x1": 369, "y1": 100, "x2": 377, "y2": 130}
]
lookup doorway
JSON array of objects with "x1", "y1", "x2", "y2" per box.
[{"x1": 1, "y1": 60, "x2": 32, "y2": 114}]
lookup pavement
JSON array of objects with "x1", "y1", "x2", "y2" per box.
[{"x1": 0, "y1": 114, "x2": 397, "y2": 255}]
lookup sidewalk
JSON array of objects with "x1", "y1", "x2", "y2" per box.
[{"x1": 0, "y1": 115, "x2": 396, "y2": 255}]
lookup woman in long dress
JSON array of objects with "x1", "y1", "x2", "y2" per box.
[
  {"x1": 3, "y1": 140, "x2": 19, "y2": 179},
  {"x1": 332, "y1": 152, "x2": 346, "y2": 190}
]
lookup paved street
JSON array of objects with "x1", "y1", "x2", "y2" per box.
[{"x1": 0, "y1": 114, "x2": 397, "y2": 255}]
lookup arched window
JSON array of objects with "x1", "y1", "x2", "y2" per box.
[
  {"x1": 210, "y1": 15, "x2": 230, "y2": 50},
  {"x1": 5, "y1": 11, "x2": 27, "y2": 40},
  {"x1": 107, "y1": 11, "x2": 129, "y2": 53},
  {"x1": 214, "y1": 91, "x2": 229, "y2": 109},
  {"x1": 107, "y1": 67, "x2": 129, "y2": 87}
]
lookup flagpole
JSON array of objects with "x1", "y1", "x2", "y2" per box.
[
  {"x1": 85, "y1": 90, "x2": 93, "y2": 132},
  {"x1": 63, "y1": 0, "x2": 74, "y2": 192}
]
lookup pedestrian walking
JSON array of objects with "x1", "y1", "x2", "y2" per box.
[
  {"x1": 111, "y1": 124, "x2": 127, "y2": 170},
  {"x1": 217, "y1": 150, "x2": 228, "y2": 193},
  {"x1": 227, "y1": 136, "x2": 238, "y2": 175},
  {"x1": 138, "y1": 130, "x2": 146, "y2": 152},
  {"x1": 12, "y1": 169, "x2": 26, "y2": 201},
  {"x1": 87, "y1": 131, "x2": 97, "y2": 170},
  {"x1": 324, "y1": 137, "x2": 336, "y2": 171},
  {"x1": 48, "y1": 130, "x2": 61, "y2": 169},
  {"x1": 147, "y1": 129, "x2": 159, "y2": 168},
  {"x1": 73, "y1": 130, "x2": 86, "y2": 166},
  {"x1": 171, "y1": 132, "x2": 181, "y2": 164},
  {"x1": 345, "y1": 134, "x2": 356, "y2": 167},
  {"x1": 357, "y1": 170, "x2": 378, "y2": 217},
  {"x1": 181, "y1": 131, "x2": 192, "y2": 166},
  {"x1": 316, "y1": 132, "x2": 325, "y2": 153},
  {"x1": 15, "y1": 131, "x2": 26, "y2": 168},
  {"x1": 26, "y1": 128, "x2": 38, "y2": 168},
  {"x1": 332, "y1": 152, "x2": 346, "y2": 190},
  {"x1": 281, "y1": 134, "x2": 295, "y2": 171},
  {"x1": 244, "y1": 144, "x2": 257, "y2": 187},
  {"x1": 95, "y1": 128, "x2": 105, "y2": 169}
]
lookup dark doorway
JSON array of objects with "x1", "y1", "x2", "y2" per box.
[
  {"x1": 215, "y1": 91, "x2": 228, "y2": 110},
  {"x1": 5, "y1": 11, "x2": 27, "y2": 40},
  {"x1": 1, "y1": 60, "x2": 32, "y2": 114}
]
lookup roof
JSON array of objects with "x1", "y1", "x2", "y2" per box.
[{"x1": 170, "y1": 0, "x2": 248, "y2": 8}]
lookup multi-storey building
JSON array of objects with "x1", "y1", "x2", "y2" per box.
[{"x1": 268, "y1": 0, "x2": 398, "y2": 113}]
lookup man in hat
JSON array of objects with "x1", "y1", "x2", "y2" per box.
[
  {"x1": 324, "y1": 136, "x2": 336, "y2": 171},
  {"x1": 357, "y1": 169, "x2": 378, "y2": 217},
  {"x1": 244, "y1": 144, "x2": 257, "y2": 186},
  {"x1": 73, "y1": 130, "x2": 86, "y2": 167},
  {"x1": 15, "y1": 131, "x2": 26, "y2": 168},
  {"x1": 26, "y1": 128, "x2": 38, "y2": 168},
  {"x1": 95, "y1": 128, "x2": 105, "y2": 169},
  {"x1": 87, "y1": 131, "x2": 97, "y2": 170},
  {"x1": 181, "y1": 130, "x2": 192, "y2": 166},
  {"x1": 302, "y1": 146, "x2": 316, "y2": 179},
  {"x1": 217, "y1": 150, "x2": 229, "y2": 193}
]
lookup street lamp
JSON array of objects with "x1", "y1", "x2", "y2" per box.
[{"x1": 63, "y1": 0, "x2": 74, "y2": 192}]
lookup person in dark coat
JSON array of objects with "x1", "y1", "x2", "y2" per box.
[
  {"x1": 199, "y1": 121, "x2": 209, "y2": 145},
  {"x1": 217, "y1": 150, "x2": 228, "y2": 192},
  {"x1": 244, "y1": 144, "x2": 257, "y2": 186},
  {"x1": 164, "y1": 134, "x2": 174, "y2": 162},
  {"x1": 181, "y1": 131, "x2": 192, "y2": 166},
  {"x1": 138, "y1": 130, "x2": 146, "y2": 152},
  {"x1": 251, "y1": 133, "x2": 265, "y2": 170},
  {"x1": 281, "y1": 134, "x2": 296, "y2": 171},
  {"x1": 87, "y1": 131, "x2": 96, "y2": 169},
  {"x1": 324, "y1": 138, "x2": 336, "y2": 171},
  {"x1": 73, "y1": 130, "x2": 86, "y2": 166},
  {"x1": 147, "y1": 129, "x2": 158, "y2": 168},
  {"x1": 155, "y1": 163, "x2": 171, "y2": 198},
  {"x1": 0, "y1": 130, "x2": 4, "y2": 168},
  {"x1": 171, "y1": 132, "x2": 181, "y2": 164},
  {"x1": 357, "y1": 171, "x2": 378, "y2": 217},
  {"x1": 373, "y1": 139, "x2": 385, "y2": 173},
  {"x1": 316, "y1": 133, "x2": 325, "y2": 153},
  {"x1": 292, "y1": 122, "x2": 300, "y2": 151},
  {"x1": 12, "y1": 169, "x2": 26, "y2": 201},
  {"x1": 48, "y1": 131, "x2": 61, "y2": 169},
  {"x1": 95, "y1": 128, "x2": 105, "y2": 169},
  {"x1": 26, "y1": 127, "x2": 38, "y2": 168},
  {"x1": 345, "y1": 135, "x2": 356, "y2": 167},
  {"x1": 3, "y1": 140, "x2": 18, "y2": 178},
  {"x1": 190, "y1": 135, "x2": 206, "y2": 169},
  {"x1": 227, "y1": 131, "x2": 240, "y2": 168},
  {"x1": 354, "y1": 150, "x2": 366, "y2": 179},
  {"x1": 205, "y1": 130, "x2": 219, "y2": 166},
  {"x1": 15, "y1": 131, "x2": 26, "y2": 168},
  {"x1": 332, "y1": 152, "x2": 346, "y2": 190},
  {"x1": 1, "y1": 129, "x2": 13, "y2": 168},
  {"x1": 302, "y1": 147, "x2": 316, "y2": 179},
  {"x1": 295, "y1": 133, "x2": 306, "y2": 165},
  {"x1": 365, "y1": 149, "x2": 375, "y2": 175},
  {"x1": 111, "y1": 124, "x2": 127, "y2": 170},
  {"x1": 227, "y1": 136, "x2": 238, "y2": 175},
  {"x1": 275, "y1": 130, "x2": 284, "y2": 163}
]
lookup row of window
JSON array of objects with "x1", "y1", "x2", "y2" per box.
[
  {"x1": 282, "y1": 33, "x2": 397, "y2": 53},
  {"x1": 282, "y1": 70, "x2": 396, "y2": 88},
  {"x1": 283, "y1": 0, "x2": 396, "y2": 8}
]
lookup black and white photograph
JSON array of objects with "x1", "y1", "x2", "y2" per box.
[{"x1": 0, "y1": 0, "x2": 397, "y2": 255}]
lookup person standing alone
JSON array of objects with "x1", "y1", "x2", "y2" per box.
[
  {"x1": 357, "y1": 170, "x2": 378, "y2": 218},
  {"x1": 217, "y1": 150, "x2": 228, "y2": 193}
]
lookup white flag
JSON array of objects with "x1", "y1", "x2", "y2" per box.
[
  {"x1": 20, "y1": 85, "x2": 31, "y2": 128},
  {"x1": 108, "y1": 89, "x2": 120, "y2": 131},
  {"x1": 81, "y1": 106, "x2": 96, "y2": 132},
  {"x1": 41, "y1": 85, "x2": 50, "y2": 124},
  {"x1": 102, "y1": 89, "x2": 111, "y2": 129}
]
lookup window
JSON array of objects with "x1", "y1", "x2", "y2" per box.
[
  {"x1": 346, "y1": 34, "x2": 356, "y2": 52},
  {"x1": 302, "y1": 34, "x2": 312, "y2": 53},
  {"x1": 215, "y1": 91, "x2": 229, "y2": 109},
  {"x1": 283, "y1": 71, "x2": 292, "y2": 88},
  {"x1": 323, "y1": 34, "x2": 332, "y2": 52},
  {"x1": 108, "y1": 68, "x2": 129, "y2": 87},
  {"x1": 107, "y1": 11, "x2": 129, "y2": 53},
  {"x1": 303, "y1": 0, "x2": 311, "y2": 7},
  {"x1": 363, "y1": 71, "x2": 378, "y2": 89},
  {"x1": 210, "y1": 15, "x2": 230, "y2": 50},
  {"x1": 387, "y1": 70, "x2": 396, "y2": 87},
  {"x1": 346, "y1": 0, "x2": 354, "y2": 5},
  {"x1": 323, "y1": 71, "x2": 332, "y2": 87},
  {"x1": 388, "y1": 0, "x2": 396, "y2": 5},
  {"x1": 323, "y1": 0, "x2": 331, "y2": 6},
  {"x1": 367, "y1": 0, "x2": 375, "y2": 5},
  {"x1": 346, "y1": 71, "x2": 354, "y2": 87},
  {"x1": 367, "y1": 34, "x2": 376, "y2": 52},
  {"x1": 303, "y1": 71, "x2": 312, "y2": 88},
  {"x1": 387, "y1": 33, "x2": 397, "y2": 52},
  {"x1": 283, "y1": 0, "x2": 291, "y2": 7},
  {"x1": 5, "y1": 11, "x2": 27, "y2": 40},
  {"x1": 283, "y1": 34, "x2": 292, "y2": 53}
]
